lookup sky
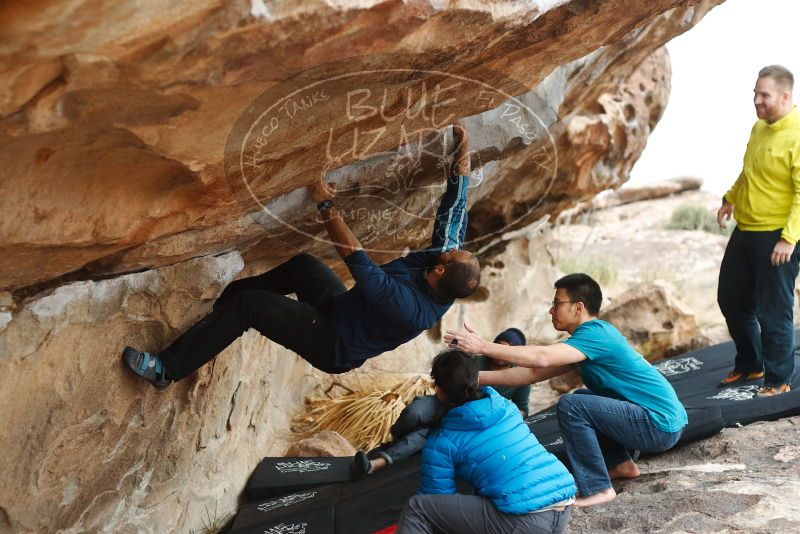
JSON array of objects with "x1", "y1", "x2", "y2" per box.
[{"x1": 628, "y1": 0, "x2": 800, "y2": 196}]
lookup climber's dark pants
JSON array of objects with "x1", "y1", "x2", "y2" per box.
[{"x1": 159, "y1": 253, "x2": 347, "y2": 380}]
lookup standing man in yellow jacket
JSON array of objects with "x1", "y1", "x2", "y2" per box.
[{"x1": 717, "y1": 65, "x2": 800, "y2": 397}]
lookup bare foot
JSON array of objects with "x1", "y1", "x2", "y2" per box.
[
  {"x1": 574, "y1": 488, "x2": 617, "y2": 507},
  {"x1": 608, "y1": 460, "x2": 640, "y2": 480}
]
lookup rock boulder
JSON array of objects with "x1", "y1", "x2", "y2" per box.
[
  {"x1": 285, "y1": 431, "x2": 357, "y2": 458},
  {"x1": 600, "y1": 281, "x2": 708, "y2": 362}
]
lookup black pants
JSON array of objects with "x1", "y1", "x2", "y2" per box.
[
  {"x1": 718, "y1": 228, "x2": 799, "y2": 386},
  {"x1": 160, "y1": 253, "x2": 347, "y2": 380}
]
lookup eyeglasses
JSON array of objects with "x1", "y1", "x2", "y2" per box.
[{"x1": 551, "y1": 300, "x2": 576, "y2": 308}]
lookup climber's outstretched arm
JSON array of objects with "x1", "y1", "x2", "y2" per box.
[
  {"x1": 452, "y1": 120, "x2": 470, "y2": 177},
  {"x1": 308, "y1": 176, "x2": 363, "y2": 259},
  {"x1": 430, "y1": 121, "x2": 471, "y2": 252}
]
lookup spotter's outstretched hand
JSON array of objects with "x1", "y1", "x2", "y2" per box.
[{"x1": 444, "y1": 322, "x2": 485, "y2": 354}]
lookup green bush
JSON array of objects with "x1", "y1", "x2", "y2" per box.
[
  {"x1": 665, "y1": 205, "x2": 732, "y2": 235},
  {"x1": 557, "y1": 257, "x2": 618, "y2": 287}
]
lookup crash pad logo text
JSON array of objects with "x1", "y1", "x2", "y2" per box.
[
  {"x1": 707, "y1": 385, "x2": 760, "y2": 401},
  {"x1": 525, "y1": 410, "x2": 556, "y2": 424},
  {"x1": 655, "y1": 357, "x2": 703, "y2": 377},
  {"x1": 257, "y1": 492, "x2": 318, "y2": 512},
  {"x1": 274, "y1": 460, "x2": 331, "y2": 473},
  {"x1": 263, "y1": 522, "x2": 308, "y2": 534}
]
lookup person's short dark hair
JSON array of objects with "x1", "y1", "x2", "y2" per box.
[
  {"x1": 554, "y1": 273, "x2": 602, "y2": 315},
  {"x1": 430, "y1": 349, "x2": 481, "y2": 406},
  {"x1": 439, "y1": 255, "x2": 481, "y2": 299},
  {"x1": 759, "y1": 65, "x2": 794, "y2": 91}
]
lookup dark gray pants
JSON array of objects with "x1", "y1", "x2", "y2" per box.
[
  {"x1": 370, "y1": 395, "x2": 443, "y2": 464},
  {"x1": 397, "y1": 494, "x2": 571, "y2": 534}
]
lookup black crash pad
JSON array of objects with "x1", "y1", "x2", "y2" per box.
[
  {"x1": 523, "y1": 333, "x2": 800, "y2": 464},
  {"x1": 237, "y1": 455, "x2": 472, "y2": 534},
  {"x1": 524, "y1": 403, "x2": 726, "y2": 467},
  {"x1": 335, "y1": 456, "x2": 422, "y2": 534},
  {"x1": 230, "y1": 504, "x2": 335, "y2": 534},
  {"x1": 232, "y1": 485, "x2": 342, "y2": 533},
  {"x1": 234, "y1": 334, "x2": 800, "y2": 532},
  {"x1": 246, "y1": 457, "x2": 354, "y2": 500},
  {"x1": 525, "y1": 408, "x2": 566, "y2": 463},
  {"x1": 653, "y1": 335, "x2": 800, "y2": 426},
  {"x1": 335, "y1": 455, "x2": 472, "y2": 534}
]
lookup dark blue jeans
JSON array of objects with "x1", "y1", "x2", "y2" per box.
[
  {"x1": 718, "y1": 227, "x2": 799, "y2": 386},
  {"x1": 556, "y1": 390, "x2": 683, "y2": 496}
]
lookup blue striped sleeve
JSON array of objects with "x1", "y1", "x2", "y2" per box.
[{"x1": 431, "y1": 172, "x2": 469, "y2": 252}]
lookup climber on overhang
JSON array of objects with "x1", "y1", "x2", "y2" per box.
[{"x1": 122, "y1": 120, "x2": 480, "y2": 389}]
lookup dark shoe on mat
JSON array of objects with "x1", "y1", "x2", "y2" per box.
[
  {"x1": 122, "y1": 346, "x2": 171, "y2": 390},
  {"x1": 350, "y1": 450, "x2": 372, "y2": 480}
]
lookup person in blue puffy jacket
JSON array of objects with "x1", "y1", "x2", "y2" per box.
[
  {"x1": 350, "y1": 327, "x2": 532, "y2": 479},
  {"x1": 397, "y1": 349, "x2": 576, "y2": 534}
]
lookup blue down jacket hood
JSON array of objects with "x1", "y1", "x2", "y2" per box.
[{"x1": 420, "y1": 387, "x2": 576, "y2": 514}]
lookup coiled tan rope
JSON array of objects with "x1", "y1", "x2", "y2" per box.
[{"x1": 294, "y1": 376, "x2": 433, "y2": 450}]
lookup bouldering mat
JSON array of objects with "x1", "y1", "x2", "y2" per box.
[
  {"x1": 231, "y1": 485, "x2": 341, "y2": 533},
  {"x1": 654, "y1": 337, "x2": 800, "y2": 426},
  {"x1": 234, "y1": 334, "x2": 800, "y2": 531},
  {"x1": 246, "y1": 457, "x2": 353, "y2": 500}
]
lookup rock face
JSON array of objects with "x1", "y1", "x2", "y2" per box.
[
  {"x1": 0, "y1": 1, "x2": 726, "y2": 533},
  {"x1": 0, "y1": 0, "x2": 720, "y2": 294},
  {"x1": 0, "y1": 233, "x2": 565, "y2": 534},
  {"x1": 0, "y1": 254, "x2": 329, "y2": 533},
  {"x1": 569, "y1": 416, "x2": 800, "y2": 533},
  {"x1": 601, "y1": 281, "x2": 708, "y2": 362},
  {"x1": 285, "y1": 431, "x2": 356, "y2": 458}
]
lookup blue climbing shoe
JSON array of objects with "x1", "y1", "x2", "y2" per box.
[{"x1": 122, "y1": 347, "x2": 171, "y2": 390}]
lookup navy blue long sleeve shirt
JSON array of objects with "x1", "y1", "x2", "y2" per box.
[{"x1": 332, "y1": 173, "x2": 470, "y2": 369}]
